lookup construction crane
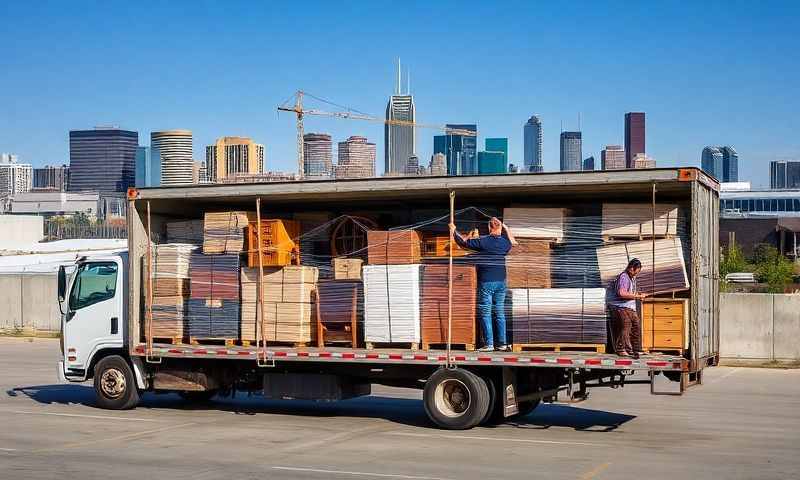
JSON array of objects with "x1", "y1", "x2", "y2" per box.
[{"x1": 277, "y1": 90, "x2": 477, "y2": 178}]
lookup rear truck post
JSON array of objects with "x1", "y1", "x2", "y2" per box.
[{"x1": 56, "y1": 168, "x2": 718, "y2": 430}]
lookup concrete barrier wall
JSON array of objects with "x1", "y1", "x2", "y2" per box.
[
  {"x1": 720, "y1": 293, "x2": 800, "y2": 362},
  {"x1": 0, "y1": 274, "x2": 60, "y2": 333}
]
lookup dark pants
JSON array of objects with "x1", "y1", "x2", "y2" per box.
[{"x1": 610, "y1": 307, "x2": 642, "y2": 354}]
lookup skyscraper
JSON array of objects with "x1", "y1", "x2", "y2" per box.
[
  {"x1": 770, "y1": 160, "x2": 800, "y2": 189},
  {"x1": 624, "y1": 112, "x2": 645, "y2": 168},
  {"x1": 433, "y1": 124, "x2": 478, "y2": 175},
  {"x1": 405, "y1": 154, "x2": 421, "y2": 175},
  {"x1": 582, "y1": 156, "x2": 595, "y2": 171},
  {"x1": 701, "y1": 146, "x2": 723, "y2": 180},
  {"x1": 559, "y1": 131, "x2": 582, "y2": 171},
  {"x1": 601, "y1": 145, "x2": 625, "y2": 170},
  {"x1": 523, "y1": 116, "x2": 543, "y2": 172},
  {"x1": 135, "y1": 146, "x2": 161, "y2": 187},
  {"x1": 206, "y1": 136, "x2": 265, "y2": 182},
  {"x1": 485, "y1": 138, "x2": 508, "y2": 163},
  {"x1": 720, "y1": 146, "x2": 738, "y2": 182},
  {"x1": 303, "y1": 133, "x2": 333, "y2": 177},
  {"x1": 384, "y1": 60, "x2": 416, "y2": 175},
  {"x1": 68, "y1": 127, "x2": 137, "y2": 193},
  {"x1": 336, "y1": 136, "x2": 375, "y2": 179},
  {"x1": 632, "y1": 153, "x2": 656, "y2": 169},
  {"x1": 478, "y1": 151, "x2": 506, "y2": 174},
  {"x1": 0, "y1": 157, "x2": 32, "y2": 197},
  {"x1": 150, "y1": 130, "x2": 193, "y2": 186},
  {"x1": 33, "y1": 165, "x2": 70, "y2": 191},
  {"x1": 429, "y1": 153, "x2": 447, "y2": 176}
]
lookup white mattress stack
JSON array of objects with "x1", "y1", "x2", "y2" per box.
[{"x1": 363, "y1": 264, "x2": 422, "y2": 343}]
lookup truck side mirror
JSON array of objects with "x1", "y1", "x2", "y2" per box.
[{"x1": 58, "y1": 265, "x2": 67, "y2": 303}]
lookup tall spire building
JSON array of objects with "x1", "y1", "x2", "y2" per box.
[
  {"x1": 523, "y1": 116, "x2": 543, "y2": 172},
  {"x1": 384, "y1": 59, "x2": 416, "y2": 175}
]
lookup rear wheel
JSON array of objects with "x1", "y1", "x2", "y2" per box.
[
  {"x1": 423, "y1": 368, "x2": 489, "y2": 430},
  {"x1": 93, "y1": 355, "x2": 140, "y2": 410}
]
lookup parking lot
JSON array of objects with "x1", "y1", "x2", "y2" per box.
[{"x1": 1, "y1": 337, "x2": 798, "y2": 480}]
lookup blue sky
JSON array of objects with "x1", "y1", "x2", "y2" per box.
[{"x1": 1, "y1": 1, "x2": 798, "y2": 187}]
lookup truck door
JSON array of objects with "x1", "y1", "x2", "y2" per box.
[{"x1": 63, "y1": 258, "x2": 124, "y2": 374}]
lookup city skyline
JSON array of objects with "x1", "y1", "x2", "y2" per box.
[{"x1": 1, "y1": 2, "x2": 798, "y2": 187}]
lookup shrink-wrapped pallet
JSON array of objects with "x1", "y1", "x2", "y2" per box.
[
  {"x1": 509, "y1": 288, "x2": 607, "y2": 345},
  {"x1": 317, "y1": 281, "x2": 363, "y2": 345},
  {"x1": 506, "y1": 239, "x2": 552, "y2": 288},
  {"x1": 332, "y1": 258, "x2": 363, "y2": 280},
  {"x1": 143, "y1": 244, "x2": 197, "y2": 340},
  {"x1": 596, "y1": 238, "x2": 689, "y2": 295},
  {"x1": 602, "y1": 203, "x2": 678, "y2": 238},
  {"x1": 366, "y1": 230, "x2": 422, "y2": 265},
  {"x1": 189, "y1": 253, "x2": 240, "y2": 300},
  {"x1": 166, "y1": 220, "x2": 204, "y2": 244},
  {"x1": 147, "y1": 243, "x2": 195, "y2": 278},
  {"x1": 420, "y1": 265, "x2": 476, "y2": 347},
  {"x1": 186, "y1": 298, "x2": 240, "y2": 338},
  {"x1": 241, "y1": 301, "x2": 314, "y2": 343},
  {"x1": 241, "y1": 266, "x2": 318, "y2": 304},
  {"x1": 363, "y1": 264, "x2": 421, "y2": 343},
  {"x1": 150, "y1": 296, "x2": 187, "y2": 338},
  {"x1": 203, "y1": 211, "x2": 251, "y2": 254},
  {"x1": 502, "y1": 207, "x2": 565, "y2": 242}
]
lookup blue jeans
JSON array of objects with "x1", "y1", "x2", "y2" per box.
[{"x1": 477, "y1": 281, "x2": 507, "y2": 347}]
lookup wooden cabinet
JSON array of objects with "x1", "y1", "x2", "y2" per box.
[{"x1": 640, "y1": 299, "x2": 688, "y2": 353}]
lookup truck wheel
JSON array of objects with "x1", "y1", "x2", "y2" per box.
[
  {"x1": 93, "y1": 355, "x2": 140, "y2": 410},
  {"x1": 424, "y1": 368, "x2": 489, "y2": 430},
  {"x1": 178, "y1": 390, "x2": 217, "y2": 403}
]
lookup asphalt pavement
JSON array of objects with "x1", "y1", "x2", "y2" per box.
[{"x1": 1, "y1": 337, "x2": 798, "y2": 480}]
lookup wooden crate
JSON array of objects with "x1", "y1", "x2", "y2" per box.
[
  {"x1": 506, "y1": 239, "x2": 552, "y2": 289},
  {"x1": 366, "y1": 230, "x2": 421, "y2": 265},
  {"x1": 641, "y1": 298, "x2": 688, "y2": 353},
  {"x1": 332, "y1": 258, "x2": 363, "y2": 280},
  {"x1": 420, "y1": 265, "x2": 476, "y2": 347},
  {"x1": 246, "y1": 219, "x2": 300, "y2": 267},
  {"x1": 421, "y1": 235, "x2": 470, "y2": 258}
]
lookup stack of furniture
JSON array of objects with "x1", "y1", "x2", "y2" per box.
[
  {"x1": 509, "y1": 288, "x2": 607, "y2": 351},
  {"x1": 506, "y1": 239, "x2": 552, "y2": 288},
  {"x1": 240, "y1": 266, "x2": 318, "y2": 344},
  {"x1": 246, "y1": 219, "x2": 300, "y2": 267},
  {"x1": 187, "y1": 252, "x2": 241, "y2": 343},
  {"x1": 502, "y1": 207, "x2": 565, "y2": 242},
  {"x1": 419, "y1": 265, "x2": 476, "y2": 350},
  {"x1": 146, "y1": 244, "x2": 196, "y2": 341},
  {"x1": 203, "y1": 211, "x2": 250, "y2": 254},
  {"x1": 332, "y1": 258, "x2": 363, "y2": 280},
  {"x1": 601, "y1": 203, "x2": 678, "y2": 240},
  {"x1": 641, "y1": 298, "x2": 688, "y2": 354},
  {"x1": 363, "y1": 264, "x2": 422, "y2": 348},
  {"x1": 421, "y1": 234, "x2": 470, "y2": 258},
  {"x1": 596, "y1": 238, "x2": 689, "y2": 295},
  {"x1": 366, "y1": 230, "x2": 421, "y2": 265},
  {"x1": 316, "y1": 281, "x2": 362, "y2": 347}
]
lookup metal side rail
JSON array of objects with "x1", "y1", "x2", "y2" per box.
[{"x1": 132, "y1": 344, "x2": 687, "y2": 372}]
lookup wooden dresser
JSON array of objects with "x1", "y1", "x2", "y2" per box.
[{"x1": 640, "y1": 298, "x2": 688, "y2": 354}]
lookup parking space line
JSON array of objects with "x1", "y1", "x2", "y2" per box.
[
  {"x1": 0, "y1": 447, "x2": 18, "y2": 452},
  {"x1": 384, "y1": 431, "x2": 607, "y2": 447},
  {"x1": 272, "y1": 466, "x2": 453, "y2": 479},
  {"x1": 31, "y1": 422, "x2": 196, "y2": 453},
  {"x1": 0, "y1": 410, "x2": 162, "y2": 422}
]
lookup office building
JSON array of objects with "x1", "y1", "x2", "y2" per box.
[
  {"x1": 486, "y1": 138, "x2": 508, "y2": 164},
  {"x1": 523, "y1": 116, "x2": 543, "y2": 172},
  {"x1": 10, "y1": 191, "x2": 99, "y2": 217},
  {"x1": 195, "y1": 161, "x2": 209, "y2": 184},
  {"x1": 770, "y1": 160, "x2": 800, "y2": 190},
  {"x1": 405, "y1": 154, "x2": 421, "y2": 175},
  {"x1": 68, "y1": 127, "x2": 138, "y2": 193},
  {"x1": 218, "y1": 171, "x2": 299, "y2": 183},
  {"x1": 720, "y1": 146, "x2": 738, "y2": 182},
  {"x1": 385, "y1": 60, "x2": 416, "y2": 174},
  {"x1": 632, "y1": 153, "x2": 656, "y2": 169},
  {"x1": 303, "y1": 133, "x2": 333, "y2": 177},
  {"x1": 206, "y1": 136, "x2": 265, "y2": 182},
  {"x1": 33, "y1": 165, "x2": 69, "y2": 191},
  {"x1": 151, "y1": 130, "x2": 193, "y2": 185},
  {"x1": 624, "y1": 112, "x2": 646, "y2": 168},
  {"x1": 429, "y1": 153, "x2": 447, "y2": 176},
  {"x1": 601, "y1": 145, "x2": 625, "y2": 170},
  {"x1": 433, "y1": 124, "x2": 478, "y2": 175},
  {"x1": 478, "y1": 151, "x2": 506, "y2": 174},
  {"x1": 135, "y1": 146, "x2": 161, "y2": 187},
  {"x1": 0, "y1": 161, "x2": 33, "y2": 197},
  {"x1": 582, "y1": 156, "x2": 595, "y2": 171},
  {"x1": 701, "y1": 146, "x2": 723, "y2": 180},
  {"x1": 559, "y1": 131, "x2": 582, "y2": 171},
  {"x1": 336, "y1": 136, "x2": 375, "y2": 179},
  {"x1": 1, "y1": 153, "x2": 19, "y2": 164}
]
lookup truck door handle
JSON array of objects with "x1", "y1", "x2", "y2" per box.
[{"x1": 111, "y1": 317, "x2": 118, "y2": 335}]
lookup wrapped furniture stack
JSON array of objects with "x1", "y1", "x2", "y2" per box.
[
  {"x1": 146, "y1": 244, "x2": 196, "y2": 340},
  {"x1": 601, "y1": 203, "x2": 678, "y2": 239},
  {"x1": 166, "y1": 220, "x2": 204, "y2": 244},
  {"x1": 316, "y1": 280, "x2": 363, "y2": 347},
  {"x1": 596, "y1": 237, "x2": 689, "y2": 295},
  {"x1": 366, "y1": 230, "x2": 421, "y2": 264},
  {"x1": 246, "y1": 219, "x2": 300, "y2": 267},
  {"x1": 506, "y1": 239, "x2": 552, "y2": 288},
  {"x1": 240, "y1": 266, "x2": 318, "y2": 344},
  {"x1": 203, "y1": 211, "x2": 251, "y2": 254},
  {"x1": 509, "y1": 288, "x2": 607, "y2": 351},
  {"x1": 503, "y1": 207, "x2": 565, "y2": 242},
  {"x1": 187, "y1": 252, "x2": 241, "y2": 342},
  {"x1": 420, "y1": 265, "x2": 476, "y2": 350}
]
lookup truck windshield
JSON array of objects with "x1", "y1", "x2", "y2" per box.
[{"x1": 69, "y1": 262, "x2": 118, "y2": 311}]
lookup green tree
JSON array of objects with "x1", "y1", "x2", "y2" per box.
[
  {"x1": 752, "y1": 244, "x2": 794, "y2": 293},
  {"x1": 720, "y1": 242, "x2": 750, "y2": 279}
]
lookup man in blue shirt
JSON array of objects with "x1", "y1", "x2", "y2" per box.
[{"x1": 450, "y1": 217, "x2": 516, "y2": 352}]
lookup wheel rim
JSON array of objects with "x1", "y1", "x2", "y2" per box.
[
  {"x1": 434, "y1": 378, "x2": 471, "y2": 418},
  {"x1": 100, "y1": 368, "x2": 127, "y2": 399}
]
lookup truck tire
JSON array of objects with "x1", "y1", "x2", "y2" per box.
[
  {"x1": 178, "y1": 390, "x2": 217, "y2": 403},
  {"x1": 93, "y1": 355, "x2": 140, "y2": 410},
  {"x1": 480, "y1": 376, "x2": 498, "y2": 425},
  {"x1": 423, "y1": 368, "x2": 489, "y2": 430}
]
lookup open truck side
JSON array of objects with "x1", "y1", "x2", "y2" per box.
[{"x1": 58, "y1": 168, "x2": 719, "y2": 430}]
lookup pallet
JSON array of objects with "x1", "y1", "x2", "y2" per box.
[
  {"x1": 238, "y1": 339, "x2": 255, "y2": 347},
  {"x1": 511, "y1": 343, "x2": 606, "y2": 353},
  {"x1": 421, "y1": 343, "x2": 475, "y2": 352},
  {"x1": 189, "y1": 337, "x2": 236, "y2": 347},
  {"x1": 151, "y1": 336, "x2": 183, "y2": 345},
  {"x1": 365, "y1": 342, "x2": 419, "y2": 351}
]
